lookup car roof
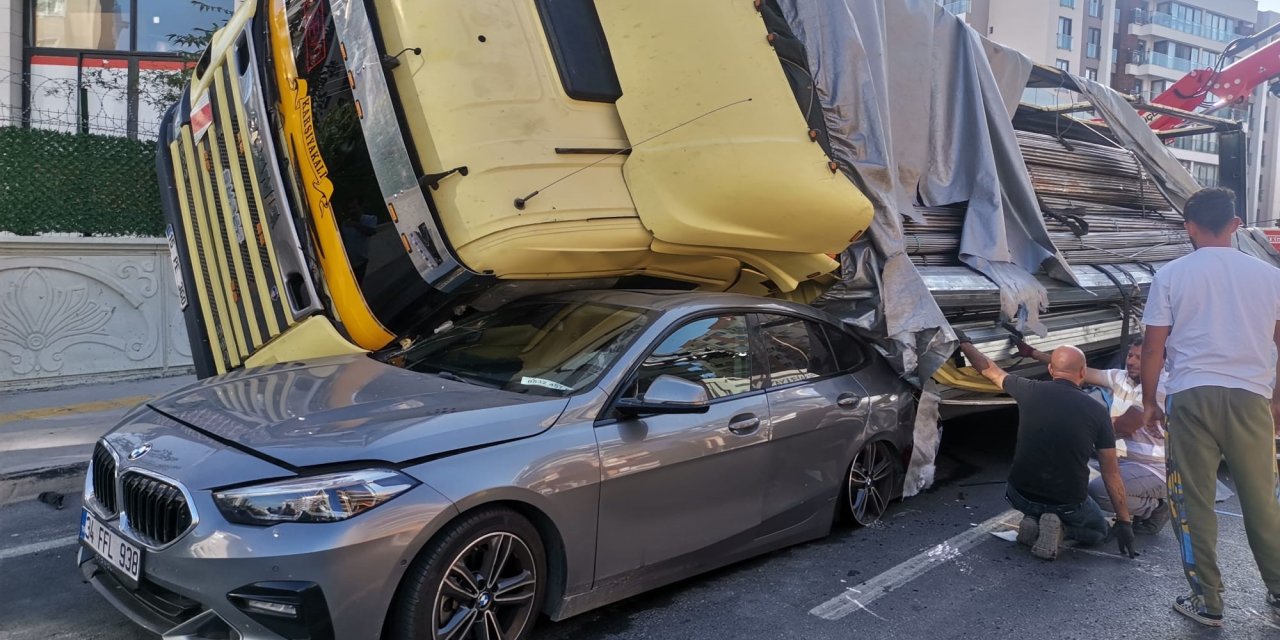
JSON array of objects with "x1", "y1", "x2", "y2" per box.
[{"x1": 540, "y1": 289, "x2": 840, "y2": 323}]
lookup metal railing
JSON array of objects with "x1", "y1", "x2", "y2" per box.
[
  {"x1": 1132, "y1": 51, "x2": 1196, "y2": 72},
  {"x1": 1057, "y1": 34, "x2": 1073, "y2": 50},
  {"x1": 1087, "y1": 42, "x2": 1100, "y2": 59},
  {"x1": 1131, "y1": 9, "x2": 1240, "y2": 44}
]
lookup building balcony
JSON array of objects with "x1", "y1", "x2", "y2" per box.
[
  {"x1": 1057, "y1": 34, "x2": 1073, "y2": 50},
  {"x1": 1126, "y1": 50, "x2": 1195, "y2": 82},
  {"x1": 1131, "y1": 9, "x2": 1241, "y2": 45}
]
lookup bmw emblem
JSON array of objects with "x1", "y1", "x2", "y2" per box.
[
  {"x1": 127, "y1": 443, "x2": 152, "y2": 461},
  {"x1": 476, "y1": 592, "x2": 493, "y2": 610}
]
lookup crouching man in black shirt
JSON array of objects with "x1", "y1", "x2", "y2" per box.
[{"x1": 958, "y1": 336, "x2": 1138, "y2": 561}]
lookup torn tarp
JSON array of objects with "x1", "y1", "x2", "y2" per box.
[
  {"x1": 778, "y1": 0, "x2": 1074, "y2": 382},
  {"x1": 1074, "y1": 77, "x2": 1201, "y2": 212}
]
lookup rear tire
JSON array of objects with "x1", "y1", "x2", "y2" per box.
[
  {"x1": 845, "y1": 441, "x2": 900, "y2": 526},
  {"x1": 390, "y1": 507, "x2": 546, "y2": 640}
]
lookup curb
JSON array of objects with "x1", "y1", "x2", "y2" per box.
[{"x1": 0, "y1": 462, "x2": 87, "y2": 507}]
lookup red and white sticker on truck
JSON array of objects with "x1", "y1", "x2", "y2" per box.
[{"x1": 191, "y1": 92, "x2": 214, "y2": 144}]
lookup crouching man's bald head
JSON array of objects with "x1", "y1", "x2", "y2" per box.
[{"x1": 1048, "y1": 345, "x2": 1087, "y2": 386}]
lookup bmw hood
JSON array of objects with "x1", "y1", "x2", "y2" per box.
[{"x1": 145, "y1": 355, "x2": 571, "y2": 468}]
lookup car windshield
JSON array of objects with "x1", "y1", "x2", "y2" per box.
[{"x1": 399, "y1": 301, "x2": 653, "y2": 396}]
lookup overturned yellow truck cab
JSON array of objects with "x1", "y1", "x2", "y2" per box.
[{"x1": 157, "y1": 0, "x2": 873, "y2": 377}]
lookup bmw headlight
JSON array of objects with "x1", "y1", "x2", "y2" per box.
[{"x1": 214, "y1": 469, "x2": 418, "y2": 525}]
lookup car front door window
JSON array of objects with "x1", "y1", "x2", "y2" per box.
[{"x1": 630, "y1": 314, "x2": 756, "y2": 400}]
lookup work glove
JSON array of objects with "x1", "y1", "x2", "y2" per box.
[
  {"x1": 1111, "y1": 520, "x2": 1138, "y2": 559},
  {"x1": 1013, "y1": 338, "x2": 1036, "y2": 359}
]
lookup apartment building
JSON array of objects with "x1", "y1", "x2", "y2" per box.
[
  {"x1": 1119, "y1": 0, "x2": 1257, "y2": 191},
  {"x1": 945, "y1": 0, "x2": 1278, "y2": 223},
  {"x1": 1252, "y1": 9, "x2": 1280, "y2": 225},
  {"x1": 951, "y1": 0, "x2": 1118, "y2": 84}
]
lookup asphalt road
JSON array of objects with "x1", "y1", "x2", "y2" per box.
[{"x1": 3, "y1": 413, "x2": 1279, "y2": 640}]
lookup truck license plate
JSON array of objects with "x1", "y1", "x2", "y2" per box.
[
  {"x1": 80, "y1": 509, "x2": 142, "y2": 583},
  {"x1": 165, "y1": 224, "x2": 190, "y2": 311}
]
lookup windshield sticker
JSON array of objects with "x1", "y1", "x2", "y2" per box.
[{"x1": 520, "y1": 377, "x2": 572, "y2": 392}]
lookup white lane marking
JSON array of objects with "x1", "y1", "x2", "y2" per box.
[
  {"x1": 0, "y1": 535, "x2": 78, "y2": 561},
  {"x1": 1061, "y1": 544, "x2": 1144, "y2": 563},
  {"x1": 809, "y1": 509, "x2": 1019, "y2": 620}
]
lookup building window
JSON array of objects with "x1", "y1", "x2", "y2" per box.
[
  {"x1": 33, "y1": 0, "x2": 129, "y2": 49},
  {"x1": 1087, "y1": 28, "x2": 1101, "y2": 59},
  {"x1": 1055, "y1": 59, "x2": 1071, "y2": 72},
  {"x1": 937, "y1": 0, "x2": 972, "y2": 14},
  {"x1": 1133, "y1": 79, "x2": 1144, "y2": 96},
  {"x1": 1061, "y1": 0, "x2": 1075, "y2": 7},
  {"x1": 1170, "y1": 133, "x2": 1218, "y2": 155},
  {"x1": 22, "y1": 0, "x2": 235, "y2": 139},
  {"x1": 1088, "y1": 0, "x2": 1103, "y2": 18},
  {"x1": 1085, "y1": 68, "x2": 1098, "y2": 81},
  {"x1": 1057, "y1": 17, "x2": 1073, "y2": 50}
]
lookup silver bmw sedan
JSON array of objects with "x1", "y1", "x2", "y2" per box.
[{"x1": 78, "y1": 290, "x2": 916, "y2": 640}]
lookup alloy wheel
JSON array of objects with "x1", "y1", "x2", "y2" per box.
[
  {"x1": 848, "y1": 441, "x2": 896, "y2": 526},
  {"x1": 432, "y1": 531, "x2": 538, "y2": 640}
]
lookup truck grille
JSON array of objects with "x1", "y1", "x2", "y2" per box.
[
  {"x1": 122, "y1": 473, "x2": 193, "y2": 546},
  {"x1": 91, "y1": 443, "x2": 118, "y2": 514},
  {"x1": 168, "y1": 60, "x2": 303, "y2": 375}
]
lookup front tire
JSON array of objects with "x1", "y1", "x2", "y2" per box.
[{"x1": 390, "y1": 507, "x2": 546, "y2": 640}]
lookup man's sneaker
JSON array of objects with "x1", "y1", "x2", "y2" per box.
[
  {"x1": 1031, "y1": 513, "x2": 1063, "y2": 560},
  {"x1": 1016, "y1": 515, "x2": 1039, "y2": 547},
  {"x1": 1134, "y1": 499, "x2": 1171, "y2": 535},
  {"x1": 1172, "y1": 594, "x2": 1223, "y2": 627}
]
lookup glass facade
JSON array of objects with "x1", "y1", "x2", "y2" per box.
[
  {"x1": 1140, "y1": 3, "x2": 1241, "y2": 44},
  {"x1": 21, "y1": 0, "x2": 234, "y2": 139}
]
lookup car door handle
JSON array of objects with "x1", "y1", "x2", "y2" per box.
[
  {"x1": 727, "y1": 414, "x2": 761, "y2": 435},
  {"x1": 837, "y1": 393, "x2": 861, "y2": 408}
]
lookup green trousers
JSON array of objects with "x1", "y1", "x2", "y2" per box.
[{"x1": 1166, "y1": 386, "x2": 1280, "y2": 613}]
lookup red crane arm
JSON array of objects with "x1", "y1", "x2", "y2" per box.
[{"x1": 1147, "y1": 23, "x2": 1280, "y2": 131}]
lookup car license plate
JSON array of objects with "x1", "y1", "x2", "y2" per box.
[{"x1": 80, "y1": 509, "x2": 142, "y2": 583}]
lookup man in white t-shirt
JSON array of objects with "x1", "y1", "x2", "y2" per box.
[
  {"x1": 1016, "y1": 335, "x2": 1168, "y2": 534},
  {"x1": 1140, "y1": 187, "x2": 1280, "y2": 628}
]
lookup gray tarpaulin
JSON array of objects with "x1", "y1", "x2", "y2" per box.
[
  {"x1": 780, "y1": 0, "x2": 1074, "y2": 383},
  {"x1": 777, "y1": 0, "x2": 1077, "y2": 495},
  {"x1": 1074, "y1": 77, "x2": 1201, "y2": 212}
]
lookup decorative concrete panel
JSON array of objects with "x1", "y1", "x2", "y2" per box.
[{"x1": 0, "y1": 237, "x2": 192, "y2": 390}]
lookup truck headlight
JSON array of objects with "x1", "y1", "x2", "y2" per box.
[{"x1": 214, "y1": 469, "x2": 418, "y2": 525}]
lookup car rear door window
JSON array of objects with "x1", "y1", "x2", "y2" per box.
[
  {"x1": 631, "y1": 315, "x2": 756, "y2": 400},
  {"x1": 821, "y1": 325, "x2": 868, "y2": 372},
  {"x1": 757, "y1": 314, "x2": 840, "y2": 386}
]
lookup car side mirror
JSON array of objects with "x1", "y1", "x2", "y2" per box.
[{"x1": 616, "y1": 375, "x2": 711, "y2": 415}]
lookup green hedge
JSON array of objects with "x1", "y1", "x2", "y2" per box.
[{"x1": 0, "y1": 126, "x2": 163, "y2": 236}]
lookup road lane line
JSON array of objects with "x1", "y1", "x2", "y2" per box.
[
  {"x1": 809, "y1": 509, "x2": 1019, "y2": 620},
  {"x1": 0, "y1": 535, "x2": 78, "y2": 561},
  {"x1": 0, "y1": 395, "x2": 151, "y2": 426}
]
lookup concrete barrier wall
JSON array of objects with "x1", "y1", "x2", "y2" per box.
[{"x1": 0, "y1": 237, "x2": 193, "y2": 390}]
